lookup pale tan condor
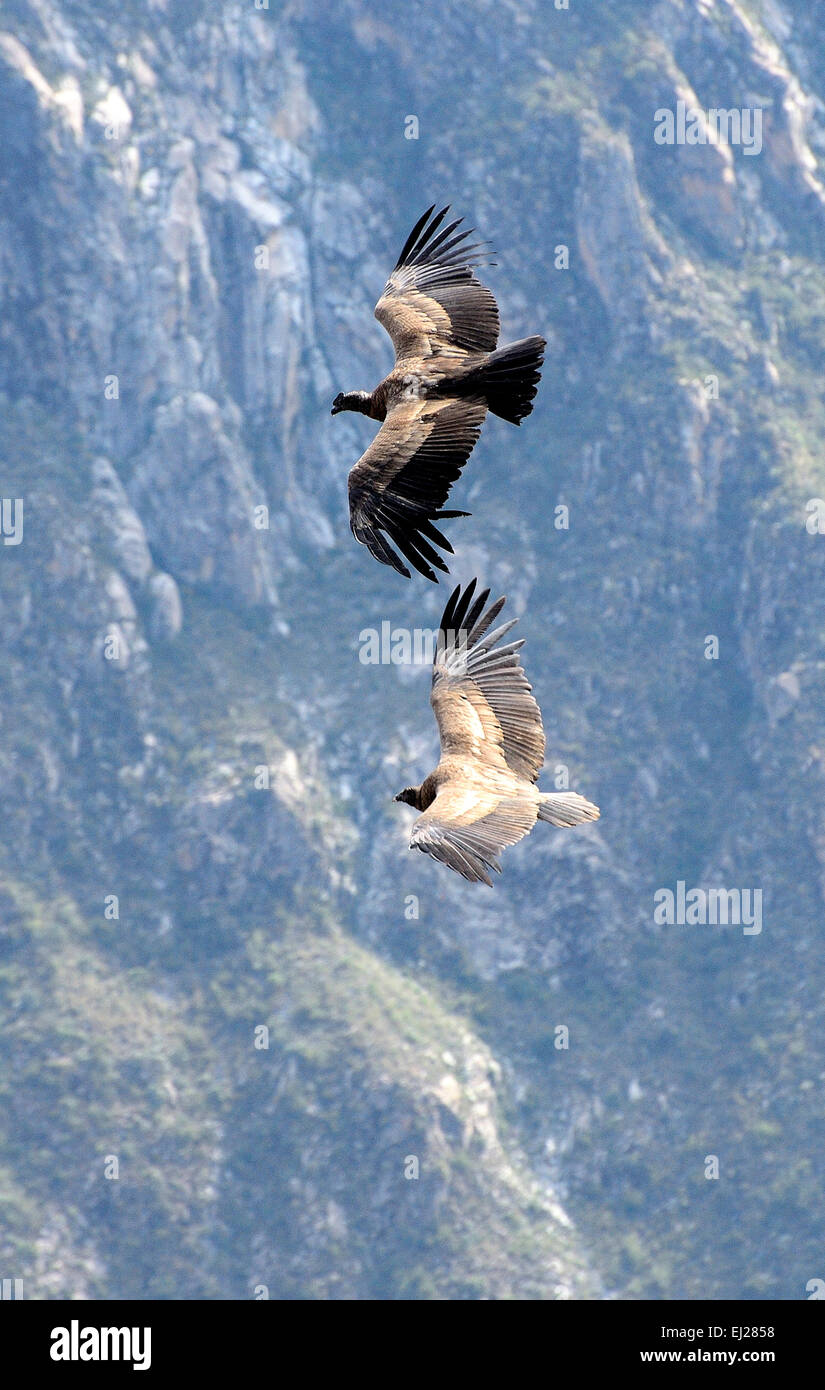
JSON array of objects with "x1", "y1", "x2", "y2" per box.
[
  {"x1": 394, "y1": 580, "x2": 600, "y2": 885},
  {"x1": 332, "y1": 206, "x2": 546, "y2": 581}
]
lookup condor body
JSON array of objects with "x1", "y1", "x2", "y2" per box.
[
  {"x1": 333, "y1": 206, "x2": 546, "y2": 581},
  {"x1": 395, "y1": 580, "x2": 600, "y2": 884}
]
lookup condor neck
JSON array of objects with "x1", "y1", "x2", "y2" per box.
[
  {"x1": 340, "y1": 389, "x2": 386, "y2": 419},
  {"x1": 418, "y1": 776, "x2": 437, "y2": 812},
  {"x1": 342, "y1": 390, "x2": 379, "y2": 418}
]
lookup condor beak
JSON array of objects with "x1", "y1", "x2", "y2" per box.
[{"x1": 330, "y1": 404, "x2": 341, "y2": 415}]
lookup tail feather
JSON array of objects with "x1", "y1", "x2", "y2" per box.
[
  {"x1": 461, "y1": 334, "x2": 546, "y2": 424},
  {"x1": 538, "y1": 792, "x2": 600, "y2": 828}
]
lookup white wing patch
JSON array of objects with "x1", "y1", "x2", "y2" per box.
[
  {"x1": 440, "y1": 786, "x2": 482, "y2": 821},
  {"x1": 461, "y1": 694, "x2": 486, "y2": 742}
]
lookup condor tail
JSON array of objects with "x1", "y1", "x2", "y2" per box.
[
  {"x1": 462, "y1": 335, "x2": 546, "y2": 424},
  {"x1": 538, "y1": 791, "x2": 600, "y2": 828}
]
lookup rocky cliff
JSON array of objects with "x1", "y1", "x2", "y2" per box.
[{"x1": 1, "y1": 0, "x2": 824, "y2": 1298}]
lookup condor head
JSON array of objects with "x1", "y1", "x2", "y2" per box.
[{"x1": 331, "y1": 389, "x2": 373, "y2": 416}]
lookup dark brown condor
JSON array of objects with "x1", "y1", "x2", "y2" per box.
[
  {"x1": 332, "y1": 206, "x2": 546, "y2": 581},
  {"x1": 394, "y1": 580, "x2": 600, "y2": 885}
]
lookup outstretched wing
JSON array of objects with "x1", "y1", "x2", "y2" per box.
[
  {"x1": 410, "y1": 789, "x2": 539, "y2": 887},
  {"x1": 375, "y1": 206, "x2": 500, "y2": 363},
  {"x1": 348, "y1": 397, "x2": 486, "y2": 581},
  {"x1": 430, "y1": 579, "x2": 546, "y2": 781}
]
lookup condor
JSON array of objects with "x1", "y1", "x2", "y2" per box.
[
  {"x1": 333, "y1": 206, "x2": 546, "y2": 581},
  {"x1": 394, "y1": 580, "x2": 600, "y2": 885}
]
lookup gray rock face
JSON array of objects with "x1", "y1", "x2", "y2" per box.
[
  {"x1": 130, "y1": 391, "x2": 278, "y2": 607},
  {"x1": 147, "y1": 570, "x2": 184, "y2": 642},
  {"x1": 0, "y1": 6, "x2": 367, "y2": 617},
  {"x1": 91, "y1": 457, "x2": 154, "y2": 587},
  {"x1": 575, "y1": 122, "x2": 674, "y2": 333}
]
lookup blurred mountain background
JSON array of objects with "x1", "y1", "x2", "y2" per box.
[{"x1": 1, "y1": 0, "x2": 824, "y2": 1299}]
